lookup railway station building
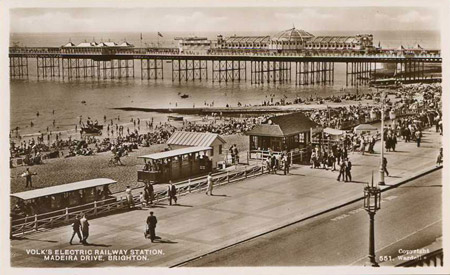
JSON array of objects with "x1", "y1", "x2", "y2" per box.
[
  {"x1": 246, "y1": 112, "x2": 320, "y2": 152},
  {"x1": 167, "y1": 131, "x2": 227, "y2": 169}
]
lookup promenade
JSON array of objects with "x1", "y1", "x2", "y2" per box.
[{"x1": 11, "y1": 128, "x2": 441, "y2": 267}]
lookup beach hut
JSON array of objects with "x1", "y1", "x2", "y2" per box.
[
  {"x1": 166, "y1": 131, "x2": 226, "y2": 169},
  {"x1": 245, "y1": 112, "x2": 320, "y2": 152},
  {"x1": 354, "y1": 124, "x2": 378, "y2": 135}
]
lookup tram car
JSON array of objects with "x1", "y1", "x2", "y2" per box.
[{"x1": 137, "y1": 146, "x2": 212, "y2": 184}]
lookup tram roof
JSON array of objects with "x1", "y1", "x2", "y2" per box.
[
  {"x1": 11, "y1": 178, "x2": 117, "y2": 201},
  {"x1": 138, "y1": 146, "x2": 212, "y2": 160}
]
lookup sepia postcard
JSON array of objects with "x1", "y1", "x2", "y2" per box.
[{"x1": 1, "y1": 0, "x2": 449, "y2": 274}]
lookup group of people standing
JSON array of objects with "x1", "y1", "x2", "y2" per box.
[{"x1": 265, "y1": 153, "x2": 290, "y2": 175}]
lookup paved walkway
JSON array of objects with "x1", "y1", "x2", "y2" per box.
[{"x1": 11, "y1": 129, "x2": 442, "y2": 267}]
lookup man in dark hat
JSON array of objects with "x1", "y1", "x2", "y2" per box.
[
  {"x1": 69, "y1": 215, "x2": 82, "y2": 245},
  {"x1": 146, "y1": 211, "x2": 158, "y2": 242}
]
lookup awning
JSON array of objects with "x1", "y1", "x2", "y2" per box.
[
  {"x1": 138, "y1": 146, "x2": 212, "y2": 160},
  {"x1": 11, "y1": 178, "x2": 117, "y2": 201},
  {"x1": 324, "y1": 127, "x2": 345, "y2": 136},
  {"x1": 354, "y1": 124, "x2": 378, "y2": 131}
]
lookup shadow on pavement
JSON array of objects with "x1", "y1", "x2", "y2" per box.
[
  {"x1": 12, "y1": 236, "x2": 58, "y2": 243},
  {"x1": 83, "y1": 243, "x2": 112, "y2": 247},
  {"x1": 173, "y1": 204, "x2": 193, "y2": 208}
]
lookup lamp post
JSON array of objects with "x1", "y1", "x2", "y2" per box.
[
  {"x1": 379, "y1": 90, "x2": 385, "y2": 185},
  {"x1": 364, "y1": 172, "x2": 381, "y2": 267}
]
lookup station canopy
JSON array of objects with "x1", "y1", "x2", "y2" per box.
[
  {"x1": 138, "y1": 146, "x2": 212, "y2": 160},
  {"x1": 11, "y1": 178, "x2": 117, "y2": 201}
]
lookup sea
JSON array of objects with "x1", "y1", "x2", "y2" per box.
[{"x1": 9, "y1": 30, "x2": 441, "y2": 139}]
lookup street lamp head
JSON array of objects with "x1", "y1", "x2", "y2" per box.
[{"x1": 364, "y1": 173, "x2": 381, "y2": 213}]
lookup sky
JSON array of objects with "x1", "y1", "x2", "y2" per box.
[{"x1": 10, "y1": 6, "x2": 440, "y2": 34}]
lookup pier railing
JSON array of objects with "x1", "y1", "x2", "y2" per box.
[
  {"x1": 10, "y1": 165, "x2": 266, "y2": 237},
  {"x1": 9, "y1": 46, "x2": 441, "y2": 59}
]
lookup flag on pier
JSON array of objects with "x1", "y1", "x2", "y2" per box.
[{"x1": 158, "y1": 32, "x2": 163, "y2": 37}]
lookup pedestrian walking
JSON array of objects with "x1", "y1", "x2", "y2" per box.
[
  {"x1": 80, "y1": 214, "x2": 90, "y2": 244},
  {"x1": 337, "y1": 161, "x2": 346, "y2": 182},
  {"x1": 382, "y1": 157, "x2": 389, "y2": 177},
  {"x1": 125, "y1": 186, "x2": 134, "y2": 209},
  {"x1": 345, "y1": 158, "x2": 352, "y2": 182},
  {"x1": 415, "y1": 130, "x2": 422, "y2": 147},
  {"x1": 283, "y1": 154, "x2": 290, "y2": 175},
  {"x1": 437, "y1": 148, "x2": 443, "y2": 167},
  {"x1": 22, "y1": 168, "x2": 37, "y2": 188},
  {"x1": 206, "y1": 172, "x2": 213, "y2": 195},
  {"x1": 69, "y1": 215, "x2": 82, "y2": 245},
  {"x1": 139, "y1": 192, "x2": 147, "y2": 208},
  {"x1": 146, "y1": 211, "x2": 158, "y2": 242},
  {"x1": 168, "y1": 181, "x2": 177, "y2": 205}
]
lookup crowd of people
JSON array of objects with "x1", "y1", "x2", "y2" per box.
[{"x1": 10, "y1": 83, "x2": 442, "y2": 174}]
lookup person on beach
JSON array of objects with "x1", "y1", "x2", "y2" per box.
[
  {"x1": 146, "y1": 211, "x2": 157, "y2": 242},
  {"x1": 69, "y1": 215, "x2": 82, "y2": 245},
  {"x1": 168, "y1": 181, "x2": 177, "y2": 205},
  {"x1": 80, "y1": 214, "x2": 90, "y2": 244},
  {"x1": 206, "y1": 172, "x2": 213, "y2": 195},
  {"x1": 22, "y1": 168, "x2": 37, "y2": 188}
]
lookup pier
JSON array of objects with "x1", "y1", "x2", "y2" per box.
[{"x1": 9, "y1": 47, "x2": 441, "y2": 86}]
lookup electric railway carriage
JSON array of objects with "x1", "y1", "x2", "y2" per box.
[
  {"x1": 10, "y1": 178, "x2": 117, "y2": 220},
  {"x1": 137, "y1": 146, "x2": 212, "y2": 184}
]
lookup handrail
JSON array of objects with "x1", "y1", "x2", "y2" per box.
[{"x1": 10, "y1": 165, "x2": 267, "y2": 237}]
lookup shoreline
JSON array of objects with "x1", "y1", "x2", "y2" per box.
[{"x1": 112, "y1": 100, "x2": 375, "y2": 115}]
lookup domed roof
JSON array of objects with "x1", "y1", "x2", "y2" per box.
[{"x1": 272, "y1": 27, "x2": 314, "y2": 42}]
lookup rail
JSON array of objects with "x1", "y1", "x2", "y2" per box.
[
  {"x1": 10, "y1": 165, "x2": 267, "y2": 237},
  {"x1": 9, "y1": 47, "x2": 441, "y2": 59}
]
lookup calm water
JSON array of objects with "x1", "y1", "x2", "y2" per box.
[{"x1": 10, "y1": 30, "x2": 440, "y2": 138}]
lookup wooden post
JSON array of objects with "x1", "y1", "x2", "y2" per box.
[
  {"x1": 10, "y1": 217, "x2": 13, "y2": 239},
  {"x1": 34, "y1": 214, "x2": 38, "y2": 231},
  {"x1": 65, "y1": 207, "x2": 69, "y2": 222},
  {"x1": 227, "y1": 171, "x2": 230, "y2": 183},
  {"x1": 94, "y1": 201, "x2": 98, "y2": 215}
]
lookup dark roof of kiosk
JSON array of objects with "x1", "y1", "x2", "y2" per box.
[
  {"x1": 138, "y1": 146, "x2": 212, "y2": 160},
  {"x1": 246, "y1": 112, "x2": 319, "y2": 137},
  {"x1": 11, "y1": 178, "x2": 117, "y2": 201}
]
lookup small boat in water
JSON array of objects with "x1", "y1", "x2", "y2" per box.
[
  {"x1": 180, "y1": 94, "x2": 189, "y2": 99},
  {"x1": 168, "y1": 116, "x2": 184, "y2": 122}
]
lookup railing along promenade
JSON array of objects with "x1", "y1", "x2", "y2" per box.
[{"x1": 10, "y1": 165, "x2": 266, "y2": 237}]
